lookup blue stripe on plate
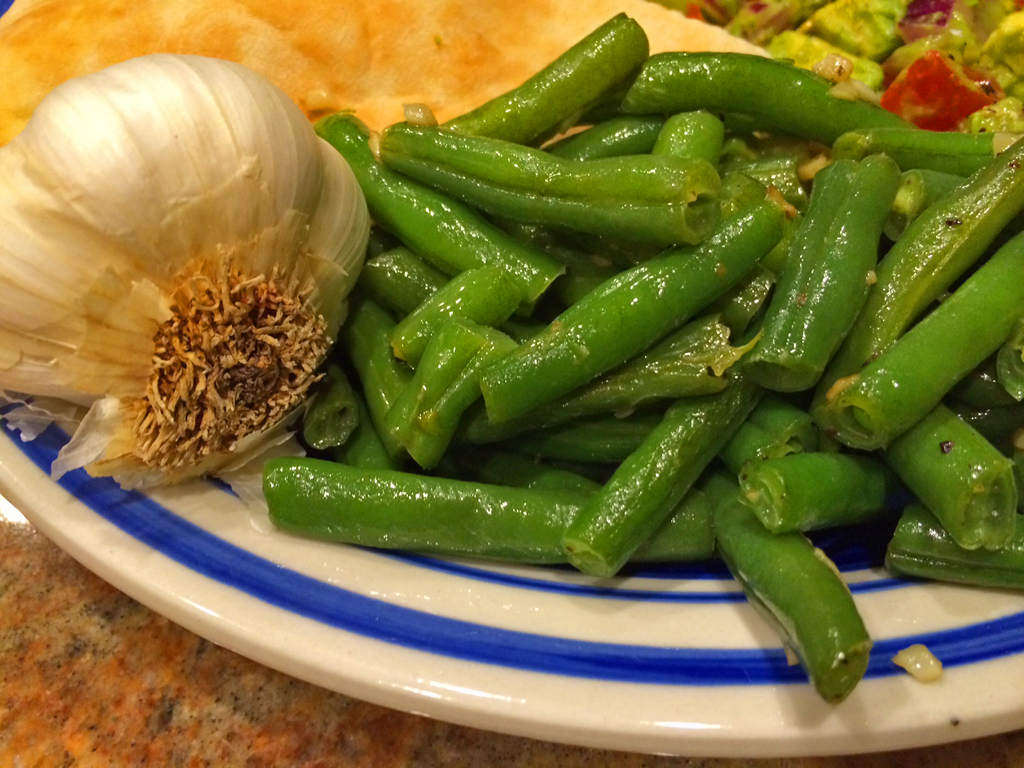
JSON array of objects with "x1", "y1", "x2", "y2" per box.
[
  {"x1": 0, "y1": 0, "x2": 11, "y2": 19},
  {"x1": 379, "y1": 551, "x2": 908, "y2": 602},
  {"x1": 7, "y1": 422, "x2": 1024, "y2": 686}
]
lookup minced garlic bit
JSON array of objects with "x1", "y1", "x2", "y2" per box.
[
  {"x1": 127, "y1": 262, "x2": 327, "y2": 470},
  {"x1": 812, "y1": 54, "x2": 854, "y2": 84},
  {"x1": 798, "y1": 152, "x2": 832, "y2": 182},
  {"x1": 865, "y1": 270, "x2": 877, "y2": 286},
  {"x1": 825, "y1": 373, "x2": 859, "y2": 404},
  {"x1": 368, "y1": 130, "x2": 383, "y2": 162},
  {"x1": 893, "y1": 644, "x2": 944, "y2": 683},
  {"x1": 403, "y1": 103, "x2": 439, "y2": 126}
]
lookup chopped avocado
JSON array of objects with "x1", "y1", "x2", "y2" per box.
[
  {"x1": 768, "y1": 30, "x2": 885, "y2": 90},
  {"x1": 960, "y1": 96, "x2": 1024, "y2": 133},
  {"x1": 799, "y1": 0, "x2": 911, "y2": 62},
  {"x1": 980, "y1": 12, "x2": 1024, "y2": 100}
]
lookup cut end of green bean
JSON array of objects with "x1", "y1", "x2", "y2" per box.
[
  {"x1": 562, "y1": 536, "x2": 616, "y2": 578},
  {"x1": 815, "y1": 377, "x2": 892, "y2": 451},
  {"x1": 738, "y1": 470, "x2": 787, "y2": 534}
]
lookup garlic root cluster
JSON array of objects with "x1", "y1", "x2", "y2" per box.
[{"x1": 0, "y1": 54, "x2": 370, "y2": 489}]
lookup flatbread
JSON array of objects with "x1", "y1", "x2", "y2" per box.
[{"x1": 0, "y1": 0, "x2": 763, "y2": 146}]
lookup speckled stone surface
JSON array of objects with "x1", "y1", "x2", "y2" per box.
[{"x1": 4, "y1": 516, "x2": 1024, "y2": 768}]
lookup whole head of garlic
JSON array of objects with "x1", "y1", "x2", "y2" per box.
[{"x1": 0, "y1": 54, "x2": 370, "y2": 489}]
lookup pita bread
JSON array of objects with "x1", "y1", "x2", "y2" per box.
[{"x1": 0, "y1": 0, "x2": 762, "y2": 146}]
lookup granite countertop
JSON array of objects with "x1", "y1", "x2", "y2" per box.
[{"x1": 4, "y1": 510, "x2": 1024, "y2": 768}]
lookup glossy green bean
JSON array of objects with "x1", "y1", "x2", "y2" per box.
[
  {"x1": 341, "y1": 295, "x2": 412, "y2": 460},
  {"x1": 332, "y1": 394, "x2": 400, "y2": 471},
  {"x1": 388, "y1": 265, "x2": 523, "y2": 365},
  {"x1": 393, "y1": 321, "x2": 517, "y2": 469},
  {"x1": 358, "y1": 247, "x2": 446, "y2": 316},
  {"x1": 739, "y1": 452, "x2": 901, "y2": 533},
  {"x1": 833, "y1": 127, "x2": 1009, "y2": 176},
  {"x1": 621, "y1": 53, "x2": 909, "y2": 144},
  {"x1": 265, "y1": 458, "x2": 714, "y2": 564},
  {"x1": 950, "y1": 358, "x2": 1019, "y2": 411},
  {"x1": 744, "y1": 155, "x2": 901, "y2": 392},
  {"x1": 887, "y1": 503, "x2": 1024, "y2": 590},
  {"x1": 512, "y1": 412, "x2": 662, "y2": 463},
  {"x1": 546, "y1": 116, "x2": 666, "y2": 160},
  {"x1": 719, "y1": 395, "x2": 819, "y2": 473},
  {"x1": 997, "y1": 315, "x2": 1024, "y2": 401},
  {"x1": 815, "y1": 131, "x2": 1024, "y2": 396},
  {"x1": 383, "y1": 319, "x2": 488, "y2": 463},
  {"x1": 301, "y1": 364, "x2": 361, "y2": 451},
  {"x1": 710, "y1": 473, "x2": 872, "y2": 704},
  {"x1": 884, "y1": 169, "x2": 965, "y2": 242},
  {"x1": 562, "y1": 380, "x2": 760, "y2": 577},
  {"x1": 708, "y1": 265, "x2": 776, "y2": 336},
  {"x1": 444, "y1": 14, "x2": 649, "y2": 145},
  {"x1": 480, "y1": 198, "x2": 786, "y2": 423},
  {"x1": 819, "y1": 230, "x2": 1024, "y2": 450},
  {"x1": 315, "y1": 114, "x2": 563, "y2": 303},
  {"x1": 378, "y1": 123, "x2": 722, "y2": 247},
  {"x1": 883, "y1": 405, "x2": 1017, "y2": 551},
  {"x1": 464, "y1": 314, "x2": 743, "y2": 443},
  {"x1": 651, "y1": 111, "x2": 725, "y2": 165},
  {"x1": 721, "y1": 153, "x2": 809, "y2": 212}
]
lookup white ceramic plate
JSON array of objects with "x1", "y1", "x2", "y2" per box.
[{"x1": 3, "y1": 421, "x2": 1024, "y2": 757}]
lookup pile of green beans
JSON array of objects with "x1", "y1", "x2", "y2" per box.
[{"x1": 262, "y1": 14, "x2": 1024, "y2": 704}]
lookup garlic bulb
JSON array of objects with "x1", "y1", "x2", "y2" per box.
[{"x1": 0, "y1": 54, "x2": 370, "y2": 488}]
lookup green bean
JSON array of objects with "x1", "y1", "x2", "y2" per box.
[
  {"x1": 818, "y1": 230, "x2": 1024, "y2": 450},
  {"x1": 265, "y1": 458, "x2": 713, "y2": 564},
  {"x1": 950, "y1": 402, "x2": 1024, "y2": 457},
  {"x1": 718, "y1": 171, "x2": 798, "y2": 275},
  {"x1": 997, "y1": 315, "x2": 1024, "y2": 401},
  {"x1": 315, "y1": 114, "x2": 563, "y2": 303},
  {"x1": 546, "y1": 116, "x2": 665, "y2": 160},
  {"x1": 631, "y1": 488, "x2": 716, "y2": 564},
  {"x1": 480, "y1": 198, "x2": 786, "y2": 423},
  {"x1": 366, "y1": 227, "x2": 402, "y2": 259},
  {"x1": 444, "y1": 14, "x2": 649, "y2": 145},
  {"x1": 950, "y1": 357, "x2": 1020, "y2": 411},
  {"x1": 651, "y1": 111, "x2": 725, "y2": 165},
  {"x1": 883, "y1": 405, "x2": 1017, "y2": 551},
  {"x1": 814, "y1": 131, "x2": 1024, "y2": 396},
  {"x1": 388, "y1": 265, "x2": 523, "y2": 365},
  {"x1": 708, "y1": 265, "x2": 776, "y2": 336},
  {"x1": 739, "y1": 452, "x2": 901, "y2": 534},
  {"x1": 884, "y1": 169, "x2": 965, "y2": 242},
  {"x1": 710, "y1": 472, "x2": 872, "y2": 704},
  {"x1": 358, "y1": 247, "x2": 446, "y2": 316},
  {"x1": 341, "y1": 295, "x2": 412, "y2": 460},
  {"x1": 621, "y1": 53, "x2": 909, "y2": 145},
  {"x1": 301, "y1": 364, "x2": 361, "y2": 451},
  {"x1": 332, "y1": 394, "x2": 400, "y2": 471},
  {"x1": 833, "y1": 127, "x2": 1011, "y2": 176},
  {"x1": 463, "y1": 314, "x2": 744, "y2": 443},
  {"x1": 562, "y1": 379, "x2": 760, "y2": 578},
  {"x1": 453, "y1": 450, "x2": 602, "y2": 495},
  {"x1": 383, "y1": 319, "x2": 488, "y2": 463},
  {"x1": 378, "y1": 123, "x2": 722, "y2": 247},
  {"x1": 744, "y1": 155, "x2": 902, "y2": 393},
  {"x1": 887, "y1": 503, "x2": 1024, "y2": 590},
  {"x1": 719, "y1": 395, "x2": 819, "y2": 473},
  {"x1": 389, "y1": 320, "x2": 518, "y2": 469},
  {"x1": 266, "y1": 458, "x2": 586, "y2": 563},
  {"x1": 721, "y1": 154, "x2": 809, "y2": 212},
  {"x1": 512, "y1": 412, "x2": 662, "y2": 463}
]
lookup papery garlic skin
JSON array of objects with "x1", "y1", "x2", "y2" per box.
[{"x1": 0, "y1": 54, "x2": 370, "y2": 488}]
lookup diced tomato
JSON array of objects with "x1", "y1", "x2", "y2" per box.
[
  {"x1": 684, "y1": 2, "x2": 704, "y2": 20},
  {"x1": 880, "y1": 49, "x2": 1002, "y2": 131}
]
